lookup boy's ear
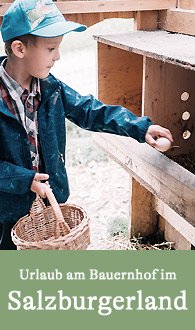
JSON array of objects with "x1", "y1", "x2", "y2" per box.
[{"x1": 11, "y1": 40, "x2": 26, "y2": 58}]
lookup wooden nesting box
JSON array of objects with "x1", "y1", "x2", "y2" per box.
[{"x1": 94, "y1": 6, "x2": 195, "y2": 250}]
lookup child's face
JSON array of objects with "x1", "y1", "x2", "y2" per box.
[{"x1": 23, "y1": 36, "x2": 63, "y2": 79}]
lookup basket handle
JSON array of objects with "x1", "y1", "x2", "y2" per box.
[{"x1": 44, "y1": 184, "x2": 70, "y2": 235}]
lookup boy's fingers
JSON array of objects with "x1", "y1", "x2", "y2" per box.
[
  {"x1": 145, "y1": 135, "x2": 155, "y2": 147},
  {"x1": 146, "y1": 125, "x2": 173, "y2": 144},
  {"x1": 34, "y1": 173, "x2": 49, "y2": 181},
  {"x1": 30, "y1": 181, "x2": 48, "y2": 198}
]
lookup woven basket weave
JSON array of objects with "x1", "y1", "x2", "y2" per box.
[{"x1": 11, "y1": 185, "x2": 90, "y2": 250}]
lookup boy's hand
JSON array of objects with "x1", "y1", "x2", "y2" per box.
[
  {"x1": 145, "y1": 125, "x2": 173, "y2": 148},
  {"x1": 30, "y1": 173, "x2": 49, "y2": 198}
]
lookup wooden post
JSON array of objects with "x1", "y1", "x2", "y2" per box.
[
  {"x1": 134, "y1": 10, "x2": 158, "y2": 30},
  {"x1": 130, "y1": 178, "x2": 158, "y2": 237},
  {"x1": 177, "y1": 0, "x2": 195, "y2": 9},
  {"x1": 159, "y1": 216, "x2": 191, "y2": 250},
  {"x1": 129, "y1": 10, "x2": 159, "y2": 238}
]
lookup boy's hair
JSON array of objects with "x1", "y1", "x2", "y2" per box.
[{"x1": 5, "y1": 34, "x2": 37, "y2": 56}]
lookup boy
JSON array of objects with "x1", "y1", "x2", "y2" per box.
[{"x1": 0, "y1": 0, "x2": 173, "y2": 249}]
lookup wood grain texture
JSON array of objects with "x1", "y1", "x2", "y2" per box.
[
  {"x1": 159, "y1": 8, "x2": 195, "y2": 36},
  {"x1": 97, "y1": 42, "x2": 143, "y2": 116},
  {"x1": 143, "y1": 57, "x2": 195, "y2": 156},
  {"x1": 94, "y1": 133, "x2": 195, "y2": 229},
  {"x1": 94, "y1": 31, "x2": 195, "y2": 71}
]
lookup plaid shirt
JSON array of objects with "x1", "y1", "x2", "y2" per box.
[{"x1": 0, "y1": 59, "x2": 41, "y2": 171}]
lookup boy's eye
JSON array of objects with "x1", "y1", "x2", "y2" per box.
[{"x1": 48, "y1": 48, "x2": 55, "y2": 52}]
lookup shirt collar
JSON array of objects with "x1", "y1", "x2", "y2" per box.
[{"x1": 0, "y1": 58, "x2": 41, "y2": 101}]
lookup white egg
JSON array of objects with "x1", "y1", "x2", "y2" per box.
[{"x1": 155, "y1": 137, "x2": 171, "y2": 152}]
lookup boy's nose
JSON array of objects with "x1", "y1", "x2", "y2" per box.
[{"x1": 53, "y1": 50, "x2": 60, "y2": 61}]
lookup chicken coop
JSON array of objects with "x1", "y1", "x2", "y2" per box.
[{"x1": 1, "y1": 0, "x2": 195, "y2": 250}]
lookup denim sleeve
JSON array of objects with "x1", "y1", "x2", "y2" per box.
[{"x1": 62, "y1": 83, "x2": 152, "y2": 143}]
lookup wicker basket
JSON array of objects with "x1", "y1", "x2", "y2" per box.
[{"x1": 11, "y1": 185, "x2": 90, "y2": 250}]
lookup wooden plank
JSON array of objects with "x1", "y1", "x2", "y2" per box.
[
  {"x1": 163, "y1": 220, "x2": 191, "y2": 250},
  {"x1": 132, "y1": 9, "x2": 158, "y2": 240},
  {"x1": 64, "y1": 12, "x2": 133, "y2": 26},
  {"x1": 55, "y1": 1, "x2": 177, "y2": 14},
  {"x1": 0, "y1": 10, "x2": 133, "y2": 26},
  {"x1": 156, "y1": 201, "x2": 195, "y2": 247},
  {"x1": 93, "y1": 133, "x2": 195, "y2": 227},
  {"x1": 97, "y1": 42, "x2": 143, "y2": 116},
  {"x1": 134, "y1": 10, "x2": 158, "y2": 30},
  {"x1": 143, "y1": 57, "x2": 195, "y2": 156},
  {"x1": 164, "y1": 219, "x2": 191, "y2": 250},
  {"x1": 159, "y1": 8, "x2": 195, "y2": 36},
  {"x1": 94, "y1": 31, "x2": 195, "y2": 71},
  {"x1": 177, "y1": 0, "x2": 195, "y2": 9},
  {"x1": 0, "y1": 3, "x2": 10, "y2": 15},
  {"x1": 130, "y1": 178, "x2": 158, "y2": 237},
  {"x1": 0, "y1": 0, "x2": 177, "y2": 16}
]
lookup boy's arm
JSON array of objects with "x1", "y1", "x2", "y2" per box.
[
  {"x1": 62, "y1": 84, "x2": 173, "y2": 145},
  {"x1": 62, "y1": 84, "x2": 151, "y2": 142}
]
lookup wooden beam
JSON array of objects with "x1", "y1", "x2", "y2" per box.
[
  {"x1": 134, "y1": 10, "x2": 158, "y2": 30},
  {"x1": 177, "y1": 0, "x2": 195, "y2": 9},
  {"x1": 56, "y1": 1, "x2": 177, "y2": 14},
  {"x1": 163, "y1": 219, "x2": 191, "y2": 250},
  {"x1": 0, "y1": 3, "x2": 10, "y2": 16},
  {"x1": 131, "y1": 10, "x2": 159, "y2": 239},
  {"x1": 0, "y1": 0, "x2": 177, "y2": 17},
  {"x1": 64, "y1": 12, "x2": 133, "y2": 26},
  {"x1": 97, "y1": 42, "x2": 143, "y2": 116},
  {"x1": 130, "y1": 178, "x2": 158, "y2": 237},
  {"x1": 94, "y1": 31, "x2": 195, "y2": 71},
  {"x1": 159, "y1": 8, "x2": 195, "y2": 36},
  {"x1": 93, "y1": 133, "x2": 195, "y2": 228},
  {"x1": 143, "y1": 56, "x2": 195, "y2": 156},
  {"x1": 156, "y1": 200, "x2": 195, "y2": 247}
]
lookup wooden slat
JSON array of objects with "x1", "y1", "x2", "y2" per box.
[
  {"x1": 156, "y1": 200, "x2": 195, "y2": 247},
  {"x1": 130, "y1": 178, "x2": 158, "y2": 237},
  {"x1": 163, "y1": 219, "x2": 191, "y2": 250},
  {"x1": 131, "y1": 6, "x2": 159, "y2": 240},
  {"x1": 134, "y1": 10, "x2": 158, "y2": 30},
  {"x1": 0, "y1": 3, "x2": 10, "y2": 15},
  {"x1": 94, "y1": 31, "x2": 195, "y2": 71},
  {"x1": 143, "y1": 56, "x2": 195, "y2": 156},
  {"x1": 64, "y1": 12, "x2": 133, "y2": 26},
  {"x1": 97, "y1": 42, "x2": 143, "y2": 116},
  {"x1": 0, "y1": 0, "x2": 177, "y2": 17},
  {"x1": 177, "y1": 0, "x2": 195, "y2": 9},
  {"x1": 93, "y1": 133, "x2": 195, "y2": 227},
  {"x1": 0, "y1": 11, "x2": 133, "y2": 26},
  {"x1": 159, "y1": 8, "x2": 195, "y2": 36},
  {"x1": 56, "y1": 1, "x2": 177, "y2": 14}
]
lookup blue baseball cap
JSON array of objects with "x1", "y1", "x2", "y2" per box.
[{"x1": 1, "y1": 0, "x2": 87, "y2": 42}]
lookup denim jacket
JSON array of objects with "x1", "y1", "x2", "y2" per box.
[{"x1": 0, "y1": 61, "x2": 152, "y2": 223}]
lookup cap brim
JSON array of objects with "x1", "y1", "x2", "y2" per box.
[{"x1": 31, "y1": 21, "x2": 87, "y2": 38}]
